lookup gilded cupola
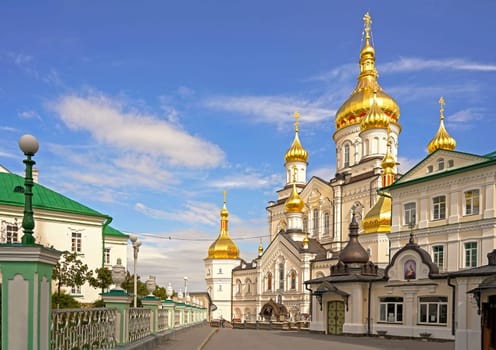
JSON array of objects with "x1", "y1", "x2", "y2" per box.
[
  {"x1": 360, "y1": 91, "x2": 390, "y2": 131},
  {"x1": 285, "y1": 112, "x2": 308, "y2": 164},
  {"x1": 335, "y1": 12, "x2": 400, "y2": 132},
  {"x1": 427, "y1": 97, "x2": 456, "y2": 154},
  {"x1": 362, "y1": 132, "x2": 396, "y2": 234},
  {"x1": 285, "y1": 181, "x2": 305, "y2": 213},
  {"x1": 207, "y1": 191, "x2": 240, "y2": 259}
]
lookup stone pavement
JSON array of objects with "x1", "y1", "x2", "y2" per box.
[{"x1": 154, "y1": 326, "x2": 455, "y2": 350}]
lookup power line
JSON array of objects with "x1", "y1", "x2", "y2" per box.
[{"x1": 125, "y1": 232, "x2": 270, "y2": 241}]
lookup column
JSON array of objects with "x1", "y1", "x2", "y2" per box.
[
  {"x1": 102, "y1": 290, "x2": 133, "y2": 345},
  {"x1": 142, "y1": 296, "x2": 161, "y2": 334}
]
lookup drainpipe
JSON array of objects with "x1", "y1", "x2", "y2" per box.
[
  {"x1": 367, "y1": 281, "x2": 372, "y2": 336},
  {"x1": 447, "y1": 277, "x2": 456, "y2": 336},
  {"x1": 102, "y1": 216, "x2": 112, "y2": 268}
]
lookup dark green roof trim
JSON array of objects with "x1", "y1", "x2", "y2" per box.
[
  {"x1": 104, "y1": 225, "x2": 129, "y2": 238},
  {"x1": 385, "y1": 153, "x2": 496, "y2": 191},
  {"x1": 0, "y1": 172, "x2": 107, "y2": 218}
]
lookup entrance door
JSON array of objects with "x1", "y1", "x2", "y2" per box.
[
  {"x1": 327, "y1": 301, "x2": 345, "y2": 335},
  {"x1": 482, "y1": 295, "x2": 496, "y2": 350}
]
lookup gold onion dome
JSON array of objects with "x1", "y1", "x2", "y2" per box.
[
  {"x1": 285, "y1": 112, "x2": 308, "y2": 163},
  {"x1": 207, "y1": 191, "x2": 240, "y2": 259},
  {"x1": 335, "y1": 12, "x2": 400, "y2": 132},
  {"x1": 427, "y1": 97, "x2": 456, "y2": 154},
  {"x1": 285, "y1": 183, "x2": 305, "y2": 213},
  {"x1": 360, "y1": 91, "x2": 390, "y2": 131}
]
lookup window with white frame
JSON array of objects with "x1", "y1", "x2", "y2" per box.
[
  {"x1": 71, "y1": 285, "x2": 82, "y2": 295},
  {"x1": 379, "y1": 297, "x2": 403, "y2": 323},
  {"x1": 418, "y1": 296, "x2": 448, "y2": 325},
  {"x1": 464, "y1": 189, "x2": 480, "y2": 215},
  {"x1": 6, "y1": 223, "x2": 19, "y2": 244},
  {"x1": 313, "y1": 209, "x2": 319, "y2": 233},
  {"x1": 71, "y1": 232, "x2": 82, "y2": 253},
  {"x1": 104, "y1": 248, "x2": 111, "y2": 264},
  {"x1": 344, "y1": 144, "x2": 350, "y2": 168},
  {"x1": 433, "y1": 245, "x2": 444, "y2": 269},
  {"x1": 432, "y1": 196, "x2": 446, "y2": 220},
  {"x1": 404, "y1": 202, "x2": 416, "y2": 226},
  {"x1": 464, "y1": 242, "x2": 477, "y2": 268}
]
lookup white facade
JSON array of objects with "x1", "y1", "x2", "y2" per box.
[{"x1": 204, "y1": 258, "x2": 240, "y2": 320}]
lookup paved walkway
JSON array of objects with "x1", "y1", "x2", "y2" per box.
[{"x1": 154, "y1": 326, "x2": 455, "y2": 350}]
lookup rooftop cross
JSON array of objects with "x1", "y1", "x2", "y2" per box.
[
  {"x1": 363, "y1": 12, "x2": 372, "y2": 43},
  {"x1": 439, "y1": 96, "x2": 445, "y2": 120},
  {"x1": 294, "y1": 111, "x2": 300, "y2": 133}
]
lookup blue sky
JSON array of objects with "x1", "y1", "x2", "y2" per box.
[{"x1": 1, "y1": 1, "x2": 495, "y2": 291}]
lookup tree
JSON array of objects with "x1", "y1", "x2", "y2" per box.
[
  {"x1": 88, "y1": 267, "x2": 113, "y2": 294},
  {"x1": 52, "y1": 251, "x2": 92, "y2": 309},
  {"x1": 52, "y1": 291, "x2": 80, "y2": 309}
]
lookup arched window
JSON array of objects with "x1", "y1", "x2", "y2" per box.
[
  {"x1": 313, "y1": 208, "x2": 319, "y2": 233},
  {"x1": 344, "y1": 144, "x2": 350, "y2": 168},
  {"x1": 267, "y1": 272, "x2": 272, "y2": 291},
  {"x1": 324, "y1": 212, "x2": 330, "y2": 234},
  {"x1": 279, "y1": 263, "x2": 285, "y2": 290},
  {"x1": 290, "y1": 271, "x2": 297, "y2": 290}
]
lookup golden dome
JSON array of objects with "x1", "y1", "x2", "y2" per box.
[
  {"x1": 360, "y1": 91, "x2": 390, "y2": 131},
  {"x1": 285, "y1": 112, "x2": 308, "y2": 163},
  {"x1": 207, "y1": 191, "x2": 240, "y2": 259},
  {"x1": 362, "y1": 195, "x2": 392, "y2": 234},
  {"x1": 285, "y1": 183, "x2": 304, "y2": 213},
  {"x1": 335, "y1": 12, "x2": 400, "y2": 132},
  {"x1": 427, "y1": 97, "x2": 456, "y2": 154},
  {"x1": 258, "y1": 238, "x2": 263, "y2": 256}
]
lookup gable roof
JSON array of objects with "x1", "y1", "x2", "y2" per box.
[
  {"x1": 104, "y1": 225, "x2": 128, "y2": 238},
  {"x1": 385, "y1": 149, "x2": 496, "y2": 190},
  {"x1": 0, "y1": 172, "x2": 107, "y2": 219}
]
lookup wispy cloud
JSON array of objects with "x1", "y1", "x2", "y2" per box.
[
  {"x1": 204, "y1": 95, "x2": 335, "y2": 127},
  {"x1": 209, "y1": 172, "x2": 281, "y2": 190},
  {"x1": 446, "y1": 108, "x2": 484, "y2": 130},
  {"x1": 397, "y1": 156, "x2": 421, "y2": 175},
  {"x1": 309, "y1": 165, "x2": 335, "y2": 181},
  {"x1": 51, "y1": 94, "x2": 225, "y2": 168},
  {"x1": 135, "y1": 201, "x2": 222, "y2": 226},
  {"x1": 380, "y1": 57, "x2": 496, "y2": 73}
]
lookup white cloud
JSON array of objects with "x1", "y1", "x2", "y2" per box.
[
  {"x1": 309, "y1": 165, "x2": 335, "y2": 181},
  {"x1": 135, "y1": 201, "x2": 221, "y2": 226},
  {"x1": 204, "y1": 95, "x2": 335, "y2": 127},
  {"x1": 209, "y1": 173, "x2": 281, "y2": 190},
  {"x1": 446, "y1": 109, "x2": 483, "y2": 129},
  {"x1": 380, "y1": 57, "x2": 496, "y2": 73},
  {"x1": 51, "y1": 94, "x2": 225, "y2": 168},
  {"x1": 397, "y1": 156, "x2": 421, "y2": 174}
]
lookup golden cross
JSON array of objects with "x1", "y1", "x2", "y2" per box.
[
  {"x1": 294, "y1": 111, "x2": 300, "y2": 132},
  {"x1": 223, "y1": 189, "x2": 227, "y2": 204},
  {"x1": 439, "y1": 96, "x2": 445, "y2": 120},
  {"x1": 363, "y1": 12, "x2": 372, "y2": 39},
  {"x1": 292, "y1": 165, "x2": 298, "y2": 183}
]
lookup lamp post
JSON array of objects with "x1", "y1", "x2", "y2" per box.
[
  {"x1": 18, "y1": 134, "x2": 39, "y2": 245},
  {"x1": 184, "y1": 276, "x2": 188, "y2": 301},
  {"x1": 129, "y1": 234, "x2": 142, "y2": 307}
]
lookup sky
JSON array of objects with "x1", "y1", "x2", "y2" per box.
[{"x1": 1, "y1": 1, "x2": 495, "y2": 292}]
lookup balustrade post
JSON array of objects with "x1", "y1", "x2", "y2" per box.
[
  {"x1": 162, "y1": 299, "x2": 176, "y2": 329},
  {"x1": 0, "y1": 246, "x2": 60, "y2": 350},
  {"x1": 142, "y1": 296, "x2": 161, "y2": 334},
  {"x1": 102, "y1": 290, "x2": 132, "y2": 345},
  {"x1": 175, "y1": 302, "x2": 185, "y2": 326}
]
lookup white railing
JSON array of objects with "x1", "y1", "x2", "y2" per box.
[
  {"x1": 51, "y1": 308, "x2": 117, "y2": 350},
  {"x1": 128, "y1": 308, "x2": 152, "y2": 342},
  {"x1": 158, "y1": 309, "x2": 169, "y2": 331},
  {"x1": 174, "y1": 310, "x2": 181, "y2": 327}
]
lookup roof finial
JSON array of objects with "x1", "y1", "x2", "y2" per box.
[
  {"x1": 363, "y1": 12, "x2": 372, "y2": 45},
  {"x1": 294, "y1": 111, "x2": 300, "y2": 133},
  {"x1": 439, "y1": 96, "x2": 445, "y2": 121},
  {"x1": 223, "y1": 189, "x2": 227, "y2": 205}
]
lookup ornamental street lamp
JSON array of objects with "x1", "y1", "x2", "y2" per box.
[
  {"x1": 129, "y1": 234, "x2": 142, "y2": 307},
  {"x1": 19, "y1": 134, "x2": 39, "y2": 245}
]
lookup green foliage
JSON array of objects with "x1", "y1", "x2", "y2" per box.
[
  {"x1": 52, "y1": 292, "x2": 80, "y2": 309},
  {"x1": 52, "y1": 251, "x2": 92, "y2": 308},
  {"x1": 92, "y1": 299, "x2": 105, "y2": 308},
  {"x1": 121, "y1": 271, "x2": 148, "y2": 297},
  {"x1": 88, "y1": 267, "x2": 113, "y2": 294}
]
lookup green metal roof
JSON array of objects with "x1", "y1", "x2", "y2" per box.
[
  {"x1": 104, "y1": 225, "x2": 129, "y2": 238},
  {"x1": 0, "y1": 172, "x2": 107, "y2": 218}
]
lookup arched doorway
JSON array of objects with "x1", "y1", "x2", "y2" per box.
[{"x1": 327, "y1": 301, "x2": 345, "y2": 335}]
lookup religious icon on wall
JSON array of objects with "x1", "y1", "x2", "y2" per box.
[{"x1": 404, "y1": 259, "x2": 416, "y2": 280}]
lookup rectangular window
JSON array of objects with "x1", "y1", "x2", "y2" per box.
[
  {"x1": 71, "y1": 286, "x2": 82, "y2": 295},
  {"x1": 71, "y1": 232, "x2": 82, "y2": 253},
  {"x1": 313, "y1": 209, "x2": 319, "y2": 233},
  {"x1": 344, "y1": 145, "x2": 350, "y2": 168},
  {"x1": 104, "y1": 248, "x2": 111, "y2": 264},
  {"x1": 464, "y1": 190, "x2": 480, "y2": 215},
  {"x1": 404, "y1": 202, "x2": 416, "y2": 226},
  {"x1": 6, "y1": 223, "x2": 19, "y2": 244},
  {"x1": 418, "y1": 296, "x2": 448, "y2": 325},
  {"x1": 379, "y1": 297, "x2": 403, "y2": 323},
  {"x1": 464, "y1": 242, "x2": 477, "y2": 268},
  {"x1": 433, "y1": 245, "x2": 444, "y2": 269},
  {"x1": 433, "y1": 196, "x2": 446, "y2": 220},
  {"x1": 324, "y1": 213, "x2": 330, "y2": 234},
  {"x1": 278, "y1": 263, "x2": 284, "y2": 290}
]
